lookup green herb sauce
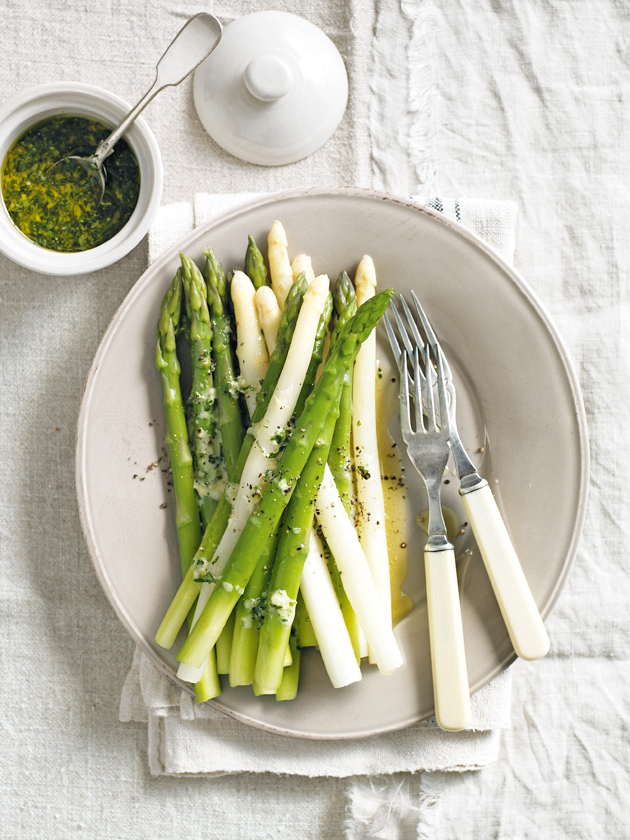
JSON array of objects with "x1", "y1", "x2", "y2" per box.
[{"x1": 1, "y1": 115, "x2": 140, "y2": 252}]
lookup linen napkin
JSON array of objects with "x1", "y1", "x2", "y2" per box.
[{"x1": 120, "y1": 191, "x2": 517, "y2": 830}]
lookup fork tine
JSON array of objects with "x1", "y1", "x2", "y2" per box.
[
  {"x1": 410, "y1": 289, "x2": 437, "y2": 345},
  {"x1": 385, "y1": 299, "x2": 431, "y2": 413},
  {"x1": 435, "y1": 346, "x2": 451, "y2": 434},
  {"x1": 383, "y1": 313, "x2": 402, "y2": 371},
  {"x1": 391, "y1": 300, "x2": 415, "y2": 359},
  {"x1": 399, "y1": 350, "x2": 412, "y2": 442},
  {"x1": 391, "y1": 296, "x2": 432, "y2": 397},
  {"x1": 410, "y1": 290, "x2": 453, "y2": 381},
  {"x1": 412, "y1": 347, "x2": 425, "y2": 433},
  {"x1": 400, "y1": 295, "x2": 429, "y2": 366},
  {"x1": 423, "y1": 345, "x2": 436, "y2": 431}
]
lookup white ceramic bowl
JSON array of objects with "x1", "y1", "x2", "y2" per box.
[
  {"x1": 0, "y1": 82, "x2": 163, "y2": 275},
  {"x1": 76, "y1": 188, "x2": 588, "y2": 739}
]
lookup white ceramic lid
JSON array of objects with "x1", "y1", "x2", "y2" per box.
[{"x1": 193, "y1": 11, "x2": 348, "y2": 166}]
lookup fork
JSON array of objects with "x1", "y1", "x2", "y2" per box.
[
  {"x1": 389, "y1": 294, "x2": 550, "y2": 662},
  {"x1": 398, "y1": 339, "x2": 471, "y2": 732}
]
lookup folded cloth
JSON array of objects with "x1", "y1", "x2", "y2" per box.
[
  {"x1": 120, "y1": 192, "x2": 518, "y2": 781},
  {"x1": 121, "y1": 646, "x2": 512, "y2": 776}
]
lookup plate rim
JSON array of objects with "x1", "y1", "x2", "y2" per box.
[{"x1": 75, "y1": 186, "x2": 590, "y2": 740}]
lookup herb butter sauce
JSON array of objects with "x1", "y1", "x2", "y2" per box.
[
  {"x1": 375, "y1": 357, "x2": 414, "y2": 625},
  {"x1": 1, "y1": 115, "x2": 140, "y2": 253}
]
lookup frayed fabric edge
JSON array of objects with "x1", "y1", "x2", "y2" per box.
[
  {"x1": 344, "y1": 774, "x2": 444, "y2": 840},
  {"x1": 370, "y1": 0, "x2": 439, "y2": 194},
  {"x1": 402, "y1": 0, "x2": 439, "y2": 190}
]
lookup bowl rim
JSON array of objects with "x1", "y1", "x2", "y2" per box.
[{"x1": 0, "y1": 81, "x2": 163, "y2": 275}]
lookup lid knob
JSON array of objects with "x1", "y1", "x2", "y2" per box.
[{"x1": 244, "y1": 55, "x2": 293, "y2": 102}]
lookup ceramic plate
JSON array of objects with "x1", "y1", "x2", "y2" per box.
[{"x1": 76, "y1": 188, "x2": 589, "y2": 739}]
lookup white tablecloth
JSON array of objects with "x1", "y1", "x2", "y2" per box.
[{"x1": 1, "y1": 0, "x2": 628, "y2": 837}]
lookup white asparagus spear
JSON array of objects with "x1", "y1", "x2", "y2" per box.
[
  {"x1": 352, "y1": 255, "x2": 392, "y2": 627},
  {"x1": 291, "y1": 253, "x2": 315, "y2": 283},
  {"x1": 177, "y1": 274, "x2": 331, "y2": 683},
  {"x1": 300, "y1": 529, "x2": 363, "y2": 688},
  {"x1": 231, "y1": 270, "x2": 269, "y2": 418},
  {"x1": 268, "y1": 220, "x2": 294, "y2": 309},
  {"x1": 315, "y1": 464, "x2": 403, "y2": 675},
  {"x1": 255, "y1": 285, "x2": 282, "y2": 355}
]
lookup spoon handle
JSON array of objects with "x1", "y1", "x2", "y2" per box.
[{"x1": 94, "y1": 13, "x2": 222, "y2": 164}]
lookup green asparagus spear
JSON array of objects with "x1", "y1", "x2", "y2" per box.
[
  {"x1": 275, "y1": 630, "x2": 301, "y2": 701},
  {"x1": 294, "y1": 592, "x2": 318, "y2": 648},
  {"x1": 156, "y1": 269, "x2": 220, "y2": 702},
  {"x1": 331, "y1": 271, "x2": 358, "y2": 344},
  {"x1": 228, "y1": 528, "x2": 281, "y2": 687},
  {"x1": 215, "y1": 608, "x2": 236, "y2": 674},
  {"x1": 254, "y1": 382, "x2": 343, "y2": 694},
  {"x1": 176, "y1": 289, "x2": 395, "y2": 669},
  {"x1": 194, "y1": 648, "x2": 221, "y2": 703},
  {"x1": 179, "y1": 309, "x2": 191, "y2": 347},
  {"x1": 326, "y1": 271, "x2": 361, "y2": 660},
  {"x1": 156, "y1": 269, "x2": 201, "y2": 576},
  {"x1": 327, "y1": 375, "x2": 354, "y2": 512},
  {"x1": 328, "y1": 271, "x2": 358, "y2": 509},
  {"x1": 155, "y1": 274, "x2": 308, "y2": 650},
  {"x1": 245, "y1": 234, "x2": 269, "y2": 289},
  {"x1": 203, "y1": 248, "x2": 246, "y2": 482},
  {"x1": 180, "y1": 253, "x2": 226, "y2": 529}
]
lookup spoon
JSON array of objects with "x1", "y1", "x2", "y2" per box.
[{"x1": 66, "y1": 13, "x2": 222, "y2": 201}]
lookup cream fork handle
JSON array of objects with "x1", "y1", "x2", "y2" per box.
[
  {"x1": 425, "y1": 547, "x2": 471, "y2": 731},
  {"x1": 462, "y1": 483, "x2": 550, "y2": 661}
]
